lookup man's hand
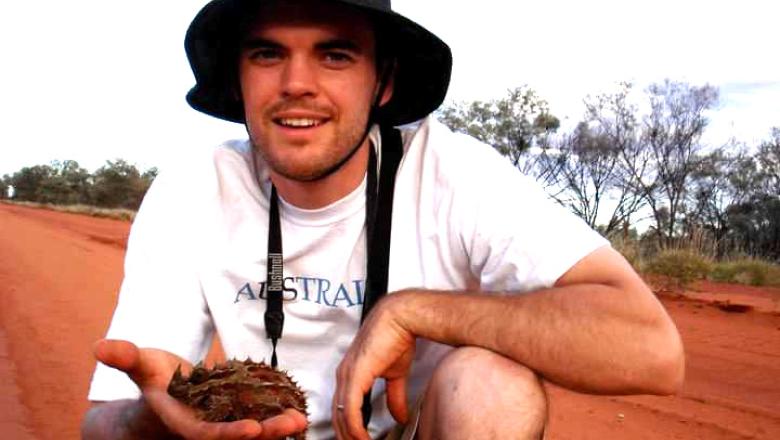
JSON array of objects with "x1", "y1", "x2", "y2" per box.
[
  {"x1": 332, "y1": 297, "x2": 416, "y2": 440},
  {"x1": 330, "y1": 247, "x2": 684, "y2": 439},
  {"x1": 85, "y1": 339, "x2": 307, "y2": 440}
]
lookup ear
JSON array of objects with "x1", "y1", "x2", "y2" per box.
[
  {"x1": 231, "y1": 82, "x2": 243, "y2": 103},
  {"x1": 376, "y1": 60, "x2": 396, "y2": 107},
  {"x1": 231, "y1": 68, "x2": 244, "y2": 103}
]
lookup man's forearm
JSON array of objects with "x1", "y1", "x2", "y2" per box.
[
  {"x1": 82, "y1": 398, "x2": 175, "y2": 440},
  {"x1": 388, "y1": 282, "x2": 683, "y2": 395}
]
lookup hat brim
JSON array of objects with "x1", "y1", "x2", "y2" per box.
[{"x1": 185, "y1": 0, "x2": 452, "y2": 126}]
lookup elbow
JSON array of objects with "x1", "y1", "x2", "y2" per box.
[
  {"x1": 667, "y1": 334, "x2": 686, "y2": 394},
  {"x1": 644, "y1": 321, "x2": 686, "y2": 395},
  {"x1": 652, "y1": 346, "x2": 685, "y2": 395}
]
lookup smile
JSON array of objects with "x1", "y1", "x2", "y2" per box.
[{"x1": 274, "y1": 118, "x2": 326, "y2": 128}]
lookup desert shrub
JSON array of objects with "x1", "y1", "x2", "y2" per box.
[
  {"x1": 709, "y1": 263, "x2": 738, "y2": 283},
  {"x1": 609, "y1": 235, "x2": 642, "y2": 270},
  {"x1": 711, "y1": 259, "x2": 780, "y2": 286},
  {"x1": 70, "y1": 204, "x2": 136, "y2": 221},
  {"x1": 3, "y1": 200, "x2": 135, "y2": 221},
  {"x1": 643, "y1": 249, "x2": 712, "y2": 288}
]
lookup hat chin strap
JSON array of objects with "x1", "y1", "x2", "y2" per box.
[{"x1": 310, "y1": 66, "x2": 393, "y2": 181}]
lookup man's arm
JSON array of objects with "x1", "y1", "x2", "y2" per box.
[
  {"x1": 396, "y1": 245, "x2": 684, "y2": 394},
  {"x1": 333, "y1": 245, "x2": 684, "y2": 438}
]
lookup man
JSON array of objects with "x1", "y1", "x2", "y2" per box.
[{"x1": 82, "y1": 0, "x2": 684, "y2": 439}]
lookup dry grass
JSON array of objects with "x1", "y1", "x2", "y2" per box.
[
  {"x1": 1, "y1": 200, "x2": 135, "y2": 221},
  {"x1": 641, "y1": 249, "x2": 713, "y2": 290},
  {"x1": 608, "y1": 232, "x2": 780, "y2": 288},
  {"x1": 710, "y1": 258, "x2": 780, "y2": 287}
]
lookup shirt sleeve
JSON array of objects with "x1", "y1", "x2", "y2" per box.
[
  {"x1": 87, "y1": 165, "x2": 215, "y2": 401},
  {"x1": 443, "y1": 129, "x2": 609, "y2": 293}
]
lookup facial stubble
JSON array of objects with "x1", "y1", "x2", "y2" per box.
[{"x1": 248, "y1": 102, "x2": 372, "y2": 183}]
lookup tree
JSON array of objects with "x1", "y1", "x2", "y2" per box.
[
  {"x1": 5, "y1": 159, "x2": 157, "y2": 209},
  {"x1": 91, "y1": 159, "x2": 155, "y2": 209},
  {"x1": 726, "y1": 195, "x2": 780, "y2": 260},
  {"x1": 682, "y1": 129, "x2": 780, "y2": 260},
  {"x1": 142, "y1": 167, "x2": 159, "y2": 184},
  {"x1": 716, "y1": 129, "x2": 780, "y2": 260},
  {"x1": 59, "y1": 160, "x2": 92, "y2": 204},
  {"x1": 550, "y1": 122, "x2": 622, "y2": 231},
  {"x1": 556, "y1": 83, "x2": 649, "y2": 235},
  {"x1": 438, "y1": 86, "x2": 561, "y2": 185},
  {"x1": 9, "y1": 164, "x2": 56, "y2": 202},
  {"x1": 628, "y1": 80, "x2": 719, "y2": 247},
  {"x1": 35, "y1": 160, "x2": 92, "y2": 205},
  {"x1": 1, "y1": 174, "x2": 11, "y2": 199},
  {"x1": 685, "y1": 147, "x2": 746, "y2": 256},
  {"x1": 755, "y1": 127, "x2": 779, "y2": 196}
]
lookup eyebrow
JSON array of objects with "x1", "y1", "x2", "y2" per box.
[
  {"x1": 242, "y1": 37, "x2": 283, "y2": 50},
  {"x1": 315, "y1": 39, "x2": 363, "y2": 53},
  {"x1": 242, "y1": 37, "x2": 364, "y2": 54}
]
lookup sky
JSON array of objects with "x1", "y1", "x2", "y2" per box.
[{"x1": 1, "y1": 0, "x2": 778, "y2": 177}]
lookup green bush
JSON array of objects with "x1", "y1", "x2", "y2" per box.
[
  {"x1": 643, "y1": 249, "x2": 712, "y2": 288},
  {"x1": 710, "y1": 259, "x2": 780, "y2": 286}
]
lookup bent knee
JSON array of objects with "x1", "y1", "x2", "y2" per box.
[
  {"x1": 421, "y1": 347, "x2": 547, "y2": 439},
  {"x1": 429, "y1": 347, "x2": 545, "y2": 402}
]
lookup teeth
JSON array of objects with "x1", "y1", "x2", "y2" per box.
[{"x1": 278, "y1": 118, "x2": 321, "y2": 127}]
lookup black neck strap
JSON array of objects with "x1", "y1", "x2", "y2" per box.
[
  {"x1": 264, "y1": 127, "x2": 403, "y2": 428},
  {"x1": 265, "y1": 184, "x2": 284, "y2": 368}
]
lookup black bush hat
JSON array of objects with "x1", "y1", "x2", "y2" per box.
[{"x1": 184, "y1": 0, "x2": 453, "y2": 126}]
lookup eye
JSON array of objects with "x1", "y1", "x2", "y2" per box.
[
  {"x1": 247, "y1": 48, "x2": 284, "y2": 64},
  {"x1": 322, "y1": 51, "x2": 354, "y2": 67}
]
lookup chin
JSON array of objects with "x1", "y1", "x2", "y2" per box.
[{"x1": 267, "y1": 153, "x2": 332, "y2": 182}]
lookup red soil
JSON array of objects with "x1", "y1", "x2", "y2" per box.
[{"x1": 1, "y1": 202, "x2": 779, "y2": 439}]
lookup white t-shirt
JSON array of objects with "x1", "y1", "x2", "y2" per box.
[{"x1": 88, "y1": 116, "x2": 607, "y2": 439}]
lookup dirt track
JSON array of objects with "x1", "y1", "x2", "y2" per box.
[{"x1": 1, "y1": 202, "x2": 779, "y2": 439}]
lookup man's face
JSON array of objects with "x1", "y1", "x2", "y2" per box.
[{"x1": 239, "y1": 0, "x2": 391, "y2": 182}]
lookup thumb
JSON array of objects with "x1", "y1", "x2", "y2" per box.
[
  {"x1": 93, "y1": 339, "x2": 141, "y2": 375},
  {"x1": 94, "y1": 339, "x2": 190, "y2": 390}
]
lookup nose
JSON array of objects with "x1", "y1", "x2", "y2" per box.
[{"x1": 281, "y1": 55, "x2": 317, "y2": 98}]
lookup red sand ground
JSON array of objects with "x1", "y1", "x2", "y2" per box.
[{"x1": 1, "y1": 202, "x2": 779, "y2": 439}]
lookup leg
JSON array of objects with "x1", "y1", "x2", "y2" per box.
[{"x1": 417, "y1": 347, "x2": 547, "y2": 440}]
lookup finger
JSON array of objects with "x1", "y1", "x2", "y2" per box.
[
  {"x1": 331, "y1": 352, "x2": 354, "y2": 440},
  {"x1": 145, "y1": 389, "x2": 262, "y2": 440},
  {"x1": 93, "y1": 339, "x2": 140, "y2": 374},
  {"x1": 332, "y1": 399, "x2": 351, "y2": 440},
  {"x1": 257, "y1": 409, "x2": 308, "y2": 440},
  {"x1": 94, "y1": 339, "x2": 185, "y2": 389},
  {"x1": 333, "y1": 360, "x2": 351, "y2": 440},
  {"x1": 385, "y1": 377, "x2": 409, "y2": 424},
  {"x1": 343, "y1": 373, "x2": 372, "y2": 440}
]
